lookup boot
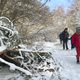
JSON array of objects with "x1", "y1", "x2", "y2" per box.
[
  {"x1": 77, "y1": 59, "x2": 79, "y2": 63},
  {"x1": 76, "y1": 55, "x2": 79, "y2": 63}
]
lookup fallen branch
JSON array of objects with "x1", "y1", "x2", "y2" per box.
[
  {"x1": 0, "y1": 58, "x2": 32, "y2": 76},
  {"x1": 0, "y1": 50, "x2": 22, "y2": 66},
  {"x1": 19, "y1": 49, "x2": 51, "y2": 58}
]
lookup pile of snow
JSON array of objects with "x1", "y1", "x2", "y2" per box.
[
  {"x1": 0, "y1": 45, "x2": 6, "y2": 52},
  {"x1": 32, "y1": 41, "x2": 55, "y2": 53},
  {"x1": 0, "y1": 38, "x2": 7, "y2": 51}
]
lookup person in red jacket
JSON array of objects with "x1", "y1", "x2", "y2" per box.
[{"x1": 72, "y1": 27, "x2": 80, "y2": 63}]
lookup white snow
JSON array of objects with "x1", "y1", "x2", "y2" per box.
[
  {"x1": 0, "y1": 16, "x2": 14, "y2": 27},
  {"x1": 0, "y1": 46, "x2": 6, "y2": 52},
  {"x1": 51, "y1": 40, "x2": 80, "y2": 80},
  {"x1": 0, "y1": 38, "x2": 7, "y2": 51},
  {"x1": 32, "y1": 40, "x2": 80, "y2": 80},
  {"x1": 0, "y1": 40, "x2": 80, "y2": 80}
]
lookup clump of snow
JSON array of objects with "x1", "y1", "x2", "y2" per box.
[
  {"x1": 0, "y1": 38, "x2": 7, "y2": 51},
  {"x1": 0, "y1": 45, "x2": 6, "y2": 52},
  {"x1": 18, "y1": 44, "x2": 27, "y2": 49},
  {"x1": 32, "y1": 41, "x2": 55, "y2": 53},
  {"x1": 43, "y1": 42, "x2": 55, "y2": 52}
]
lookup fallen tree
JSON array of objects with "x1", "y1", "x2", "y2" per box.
[
  {"x1": 0, "y1": 17, "x2": 33, "y2": 76},
  {"x1": 0, "y1": 49, "x2": 22, "y2": 66},
  {"x1": 0, "y1": 17, "x2": 58, "y2": 80},
  {"x1": 0, "y1": 58, "x2": 32, "y2": 76}
]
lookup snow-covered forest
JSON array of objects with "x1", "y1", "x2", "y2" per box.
[{"x1": 0, "y1": 0, "x2": 80, "y2": 80}]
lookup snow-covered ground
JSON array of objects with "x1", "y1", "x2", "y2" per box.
[
  {"x1": 0, "y1": 66, "x2": 25, "y2": 80},
  {"x1": 53, "y1": 40, "x2": 80, "y2": 80},
  {"x1": 32, "y1": 40, "x2": 80, "y2": 80},
  {"x1": 0, "y1": 40, "x2": 80, "y2": 80}
]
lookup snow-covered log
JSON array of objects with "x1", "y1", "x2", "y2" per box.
[
  {"x1": 0, "y1": 58, "x2": 32, "y2": 76},
  {"x1": 0, "y1": 49, "x2": 23, "y2": 66},
  {"x1": 19, "y1": 49, "x2": 51, "y2": 57}
]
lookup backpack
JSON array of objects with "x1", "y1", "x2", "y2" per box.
[{"x1": 61, "y1": 31, "x2": 69, "y2": 40}]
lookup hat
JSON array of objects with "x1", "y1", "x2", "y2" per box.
[{"x1": 64, "y1": 28, "x2": 68, "y2": 31}]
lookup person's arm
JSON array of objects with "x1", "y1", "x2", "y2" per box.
[
  {"x1": 67, "y1": 32, "x2": 69, "y2": 38},
  {"x1": 71, "y1": 33, "x2": 76, "y2": 47}
]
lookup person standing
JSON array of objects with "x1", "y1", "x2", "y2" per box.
[
  {"x1": 72, "y1": 27, "x2": 80, "y2": 63},
  {"x1": 61, "y1": 28, "x2": 69, "y2": 50}
]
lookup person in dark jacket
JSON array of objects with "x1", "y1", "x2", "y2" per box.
[{"x1": 61, "y1": 28, "x2": 69, "y2": 50}]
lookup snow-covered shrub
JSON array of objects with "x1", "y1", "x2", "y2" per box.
[{"x1": 0, "y1": 17, "x2": 20, "y2": 49}]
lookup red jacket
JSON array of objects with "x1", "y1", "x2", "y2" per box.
[{"x1": 72, "y1": 33, "x2": 80, "y2": 47}]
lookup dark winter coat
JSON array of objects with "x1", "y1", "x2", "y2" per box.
[{"x1": 61, "y1": 30, "x2": 69, "y2": 42}]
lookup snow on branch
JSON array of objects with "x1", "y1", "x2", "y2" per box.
[
  {"x1": 0, "y1": 17, "x2": 20, "y2": 48},
  {"x1": 0, "y1": 58, "x2": 32, "y2": 76}
]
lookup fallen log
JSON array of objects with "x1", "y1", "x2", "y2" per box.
[
  {"x1": 0, "y1": 48, "x2": 52, "y2": 76},
  {"x1": 19, "y1": 49, "x2": 51, "y2": 58},
  {"x1": 0, "y1": 49, "x2": 22, "y2": 66},
  {"x1": 0, "y1": 58, "x2": 32, "y2": 76}
]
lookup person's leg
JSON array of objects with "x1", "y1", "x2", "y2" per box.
[
  {"x1": 63, "y1": 41, "x2": 65, "y2": 50},
  {"x1": 71, "y1": 38, "x2": 73, "y2": 49},
  {"x1": 61, "y1": 39, "x2": 62, "y2": 44},
  {"x1": 76, "y1": 55, "x2": 79, "y2": 63},
  {"x1": 65, "y1": 40, "x2": 68, "y2": 50},
  {"x1": 76, "y1": 47, "x2": 80, "y2": 63}
]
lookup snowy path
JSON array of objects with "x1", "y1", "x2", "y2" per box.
[
  {"x1": 0, "y1": 41, "x2": 80, "y2": 80},
  {"x1": 53, "y1": 42, "x2": 80, "y2": 80}
]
